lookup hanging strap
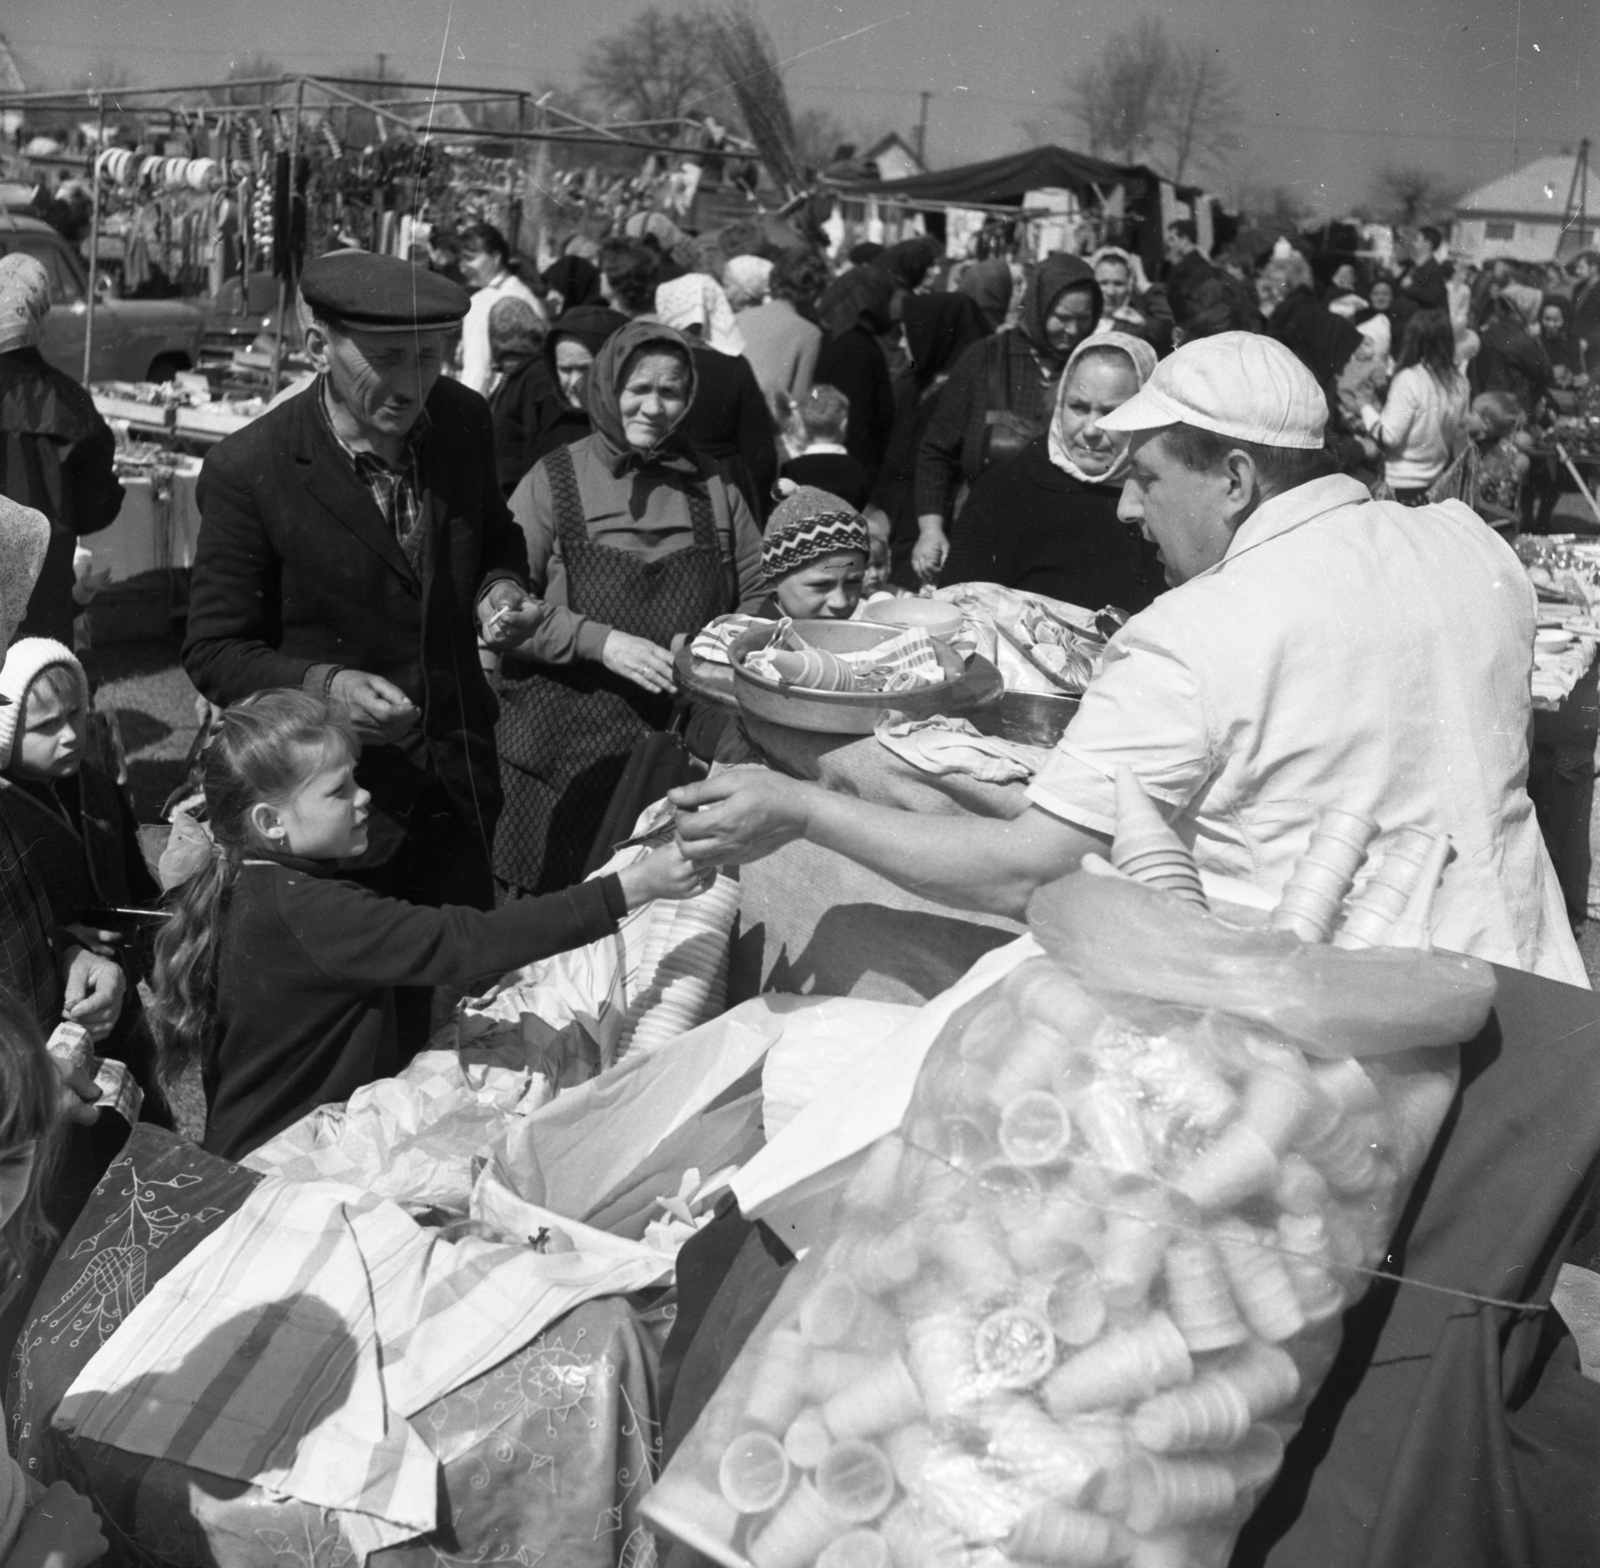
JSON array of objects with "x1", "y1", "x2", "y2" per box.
[{"x1": 545, "y1": 441, "x2": 589, "y2": 550}]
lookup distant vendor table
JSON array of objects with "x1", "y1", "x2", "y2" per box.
[{"x1": 86, "y1": 459, "x2": 204, "y2": 583}]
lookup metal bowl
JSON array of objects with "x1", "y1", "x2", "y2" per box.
[
  {"x1": 969, "y1": 690, "x2": 1080, "y2": 748},
  {"x1": 730, "y1": 619, "x2": 990, "y2": 735}
]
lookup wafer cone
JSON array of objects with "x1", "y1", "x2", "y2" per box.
[
  {"x1": 1163, "y1": 1237, "x2": 1250, "y2": 1353},
  {"x1": 816, "y1": 1440, "x2": 896, "y2": 1522},
  {"x1": 830, "y1": 1227, "x2": 922, "y2": 1296},
  {"x1": 784, "y1": 1407, "x2": 834, "y2": 1470},
  {"x1": 719, "y1": 1430, "x2": 793, "y2": 1514},
  {"x1": 882, "y1": 1422, "x2": 937, "y2": 1491},
  {"x1": 1100, "y1": 1198, "x2": 1174, "y2": 1310},
  {"x1": 1272, "y1": 1154, "x2": 1329, "y2": 1215},
  {"x1": 1269, "y1": 810, "x2": 1378, "y2": 942},
  {"x1": 1006, "y1": 1501, "x2": 1128, "y2": 1565},
  {"x1": 981, "y1": 1394, "x2": 1109, "y2": 1504},
  {"x1": 823, "y1": 1355, "x2": 924, "y2": 1440},
  {"x1": 1132, "y1": 1374, "x2": 1253, "y2": 1453},
  {"x1": 746, "y1": 1328, "x2": 812, "y2": 1430},
  {"x1": 1046, "y1": 1261, "x2": 1109, "y2": 1347},
  {"x1": 1112, "y1": 768, "x2": 1208, "y2": 910},
  {"x1": 878, "y1": 1500, "x2": 968, "y2": 1568},
  {"x1": 808, "y1": 1348, "x2": 883, "y2": 1402},
  {"x1": 1219, "y1": 1424, "x2": 1286, "y2": 1493},
  {"x1": 749, "y1": 1480, "x2": 849, "y2": 1568},
  {"x1": 988, "y1": 1024, "x2": 1073, "y2": 1111},
  {"x1": 1212, "y1": 1219, "x2": 1306, "y2": 1343},
  {"x1": 1240, "y1": 1066, "x2": 1314, "y2": 1154},
  {"x1": 1333, "y1": 827, "x2": 1435, "y2": 948},
  {"x1": 1175, "y1": 1122, "x2": 1280, "y2": 1212},
  {"x1": 1385, "y1": 831, "x2": 1452, "y2": 949},
  {"x1": 1043, "y1": 1312, "x2": 1193, "y2": 1417},
  {"x1": 1106, "y1": 1453, "x2": 1237, "y2": 1534},
  {"x1": 1217, "y1": 1340, "x2": 1302, "y2": 1418},
  {"x1": 816, "y1": 1531, "x2": 890, "y2": 1568},
  {"x1": 1299, "y1": 1111, "x2": 1381, "y2": 1194}
]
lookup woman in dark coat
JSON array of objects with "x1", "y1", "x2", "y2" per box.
[
  {"x1": 541, "y1": 255, "x2": 605, "y2": 317},
  {"x1": 813, "y1": 267, "x2": 899, "y2": 491},
  {"x1": 655, "y1": 273, "x2": 777, "y2": 524},
  {"x1": 494, "y1": 321, "x2": 765, "y2": 896},
  {"x1": 913, "y1": 254, "x2": 1102, "y2": 581},
  {"x1": 941, "y1": 332, "x2": 1161, "y2": 613},
  {"x1": 519, "y1": 304, "x2": 628, "y2": 473},
  {"x1": 0, "y1": 255, "x2": 123, "y2": 644}
]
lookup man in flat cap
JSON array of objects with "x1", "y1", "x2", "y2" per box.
[
  {"x1": 671, "y1": 332, "x2": 1584, "y2": 985},
  {"x1": 185, "y1": 254, "x2": 542, "y2": 1012}
]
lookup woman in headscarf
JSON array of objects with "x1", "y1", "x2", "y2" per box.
[
  {"x1": 957, "y1": 257, "x2": 1013, "y2": 332},
  {"x1": 939, "y1": 332, "x2": 1161, "y2": 612},
  {"x1": 812, "y1": 266, "x2": 900, "y2": 489},
  {"x1": 656, "y1": 273, "x2": 777, "y2": 522},
  {"x1": 541, "y1": 255, "x2": 604, "y2": 318},
  {"x1": 1537, "y1": 294, "x2": 1583, "y2": 384},
  {"x1": 0, "y1": 254, "x2": 123, "y2": 644},
  {"x1": 495, "y1": 320, "x2": 765, "y2": 897},
  {"x1": 1089, "y1": 246, "x2": 1172, "y2": 353},
  {"x1": 486, "y1": 297, "x2": 563, "y2": 497},
  {"x1": 912, "y1": 254, "x2": 1102, "y2": 581},
  {"x1": 519, "y1": 302, "x2": 628, "y2": 473},
  {"x1": 722, "y1": 255, "x2": 773, "y2": 313}
]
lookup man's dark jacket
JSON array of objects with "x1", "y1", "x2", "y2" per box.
[{"x1": 183, "y1": 376, "x2": 527, "y2": 848}]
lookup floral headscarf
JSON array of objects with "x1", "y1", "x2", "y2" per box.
[
  {"x1": 1047, "y1": 330, "x2": 1158, "y2": 484},
  {"x1": 655, "y1": 273, "x2": 747, "y2": 356},
  {"x1": 0, "y1": 255, "x2": 51, "y2": 354}
]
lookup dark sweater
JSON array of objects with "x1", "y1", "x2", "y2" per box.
[
  {"x1": 780, "y1": 451, "x2": 873, "y2": 511},
  {"x1": 205, "y1": 855, "x2": 625, "y2": 1159},
  {"x1": 939, "y1": 436, "x2": 1161, "y2": 613},
  {"x1": 679, "y1": 344, "x2": 778, "y2": 522},
  {"x1": 489, "y1": 352, "x2": 569, "y2": 497},
  {"x1": 813, "y1": 327, "x2": 896, "y2": 490}
]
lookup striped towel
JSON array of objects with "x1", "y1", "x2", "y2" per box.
[
  {"x1": 689, "y1": 612, "x2": 772, "y2": 665},
  {"x1": 56, "y1": 1177, "x2": 670, "y2": 1556}
]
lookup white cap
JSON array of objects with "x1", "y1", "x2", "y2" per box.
[{"x1": 1097, "y1": 331, "x2": 1327, "y2": 450}]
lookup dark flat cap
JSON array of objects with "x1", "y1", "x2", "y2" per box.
[{"x1": 300, "y1": 251, "x2": 469, "y2": 334}]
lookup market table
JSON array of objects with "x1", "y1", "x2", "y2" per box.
[{"x1": 84, "y1": 457, "x2": 204, "y2": 584}]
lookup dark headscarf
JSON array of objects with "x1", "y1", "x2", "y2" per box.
[
  {"x1": 543, "y1": 303, "x2": 628, "y2": 392},
  {"x1": 816, "y1": 266, "x2": 897, "y2": 340},
  {"x1": 878, "y1": 237, "x2": 941, "y2": 294},
  {"x1": 1016, "y1": 254, "x2": 1103, "y2": 365},
  {"x1": 903, "y1": 292, "x2": 990, "y2": 388},
  {"x1": 958, "y1": 258, "x2": 1013, "y2": 331},
  {"x1": 585, "y1": 318, "x2": 698, "y2": 469},
  {"x1": 848, "y1": 241, "x2": 885, "y2": 267},
  {"x1": 542, "y1": 256, "x2": 603, "y2": 312}
]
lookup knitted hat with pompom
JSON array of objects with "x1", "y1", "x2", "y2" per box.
[
  {"x1": 760, "y1": 482, "x2": 871, "y2": 584},
  {"x1": 0, "y1": 638, "x2": 87, "y2": 765}
]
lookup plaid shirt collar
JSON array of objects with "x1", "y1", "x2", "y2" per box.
[{"x1": 316, "y1": 376, "x2": 432, "y2": 547}]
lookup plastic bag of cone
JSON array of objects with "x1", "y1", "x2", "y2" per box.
[{"x1": 643, "y1": 778, "x2": 1497, "y2": 1568}]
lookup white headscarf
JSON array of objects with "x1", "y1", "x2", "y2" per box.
[
  {"x1": 722, "y1": 255, "x2": 773, "y2": 311},
  {"x1": 655, "y1": 272, "x2": 747, "y2": 356},
  {"x1": 0, "y1": 255, "x2": 51, "y2": 354},
  {"x1": 1047, "y1": 330, "x2": 1159, "y2": 485}
]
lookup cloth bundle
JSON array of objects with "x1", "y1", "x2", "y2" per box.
[
  {"x1": 746, "y1": 619, "x2": 945, "y2": 694},
  {"x1": 875, "y1": 713, "x2": 1046, "y2": 785},
  {"x1": 692, "y1": 612, "x2": 778, "y2": 666}
]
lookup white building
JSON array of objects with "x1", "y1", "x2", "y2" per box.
[{"x1": 1453, "y1": 155, "x2": 1599, "y2": 264}]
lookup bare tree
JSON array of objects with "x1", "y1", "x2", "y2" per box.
[
  {"x1": 1238, "y1": 182, "x2": 1313, "y2": 229},
  {"x1": 579, "y1": 6, "x2": 730, "y2": 135},
  {"x1": 1065, "y1": 18, "x2": 1241, "y2": 183},
  {"x1": 1068, "y1": 17, "x2": 1169, "y2": 165},
  {"x1": 1163, "y1": 40, "x2": 1240, "y2": 184},
  {"x1": 1371, "y1": 166, "x2": 1464, "y2": 227},
  {"x1": 792, "y1": 106, "x2": 852, "y2": 173}
]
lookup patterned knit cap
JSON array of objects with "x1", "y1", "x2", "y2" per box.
[{"x1": 761, "y1": 484, "x2": 871, "y2": 583}]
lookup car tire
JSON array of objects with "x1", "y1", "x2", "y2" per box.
[{"x1": 146, "y1": 354, "x2": 191, "y2": 382}]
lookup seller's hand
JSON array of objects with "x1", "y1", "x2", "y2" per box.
[
  {"x1": 11, "y1": 1480, "x2": 108, "y2": 1568},
  {"x1": 602, "y1": 630, "x2": 676, "y2": 696},
  {"x1": 45, "y1": 1021, "x2": 99, "y2": 1127},
  {"x1": 62, "y1": 946, "x2": 124, "y2": 1044},
  {"x1": 911, "y1": 517, "x2": 948, "y2": 584},
  {"x1": 477, "y1": 583, "x2": 549, "y2": 651},
  {"x1": 617, "y1": 842, "x2": 717, "y2": 908},
  {"x1": 670, "y1": 771, "x2": 814, "y2": 867},
  {"x1": 329, "y1": 670, "x2": 419, "y2": 746}
]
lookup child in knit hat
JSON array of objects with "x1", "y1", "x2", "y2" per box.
[
  {"x1": 0, "y1": 638, "x2": 169, "y2": 1124},
  {"x1": 759, "y1": 482, "x2": 872, "y2": 621}
]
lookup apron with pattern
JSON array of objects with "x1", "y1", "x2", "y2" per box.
[{"x1": 494, "y1": 442, "x2": 733, "y2": 894}]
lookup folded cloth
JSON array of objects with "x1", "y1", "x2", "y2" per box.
[
  {"x1": 875, "y1": 712, "x2": 1048, "y2": 783},
  {"x1": 745, "y1": 618, "x2": 946, "y2": 692},
  {"x1": 56, "y1": 1176, "x2": 670, "y2": 1554},
  {"x1": 690, "y1": 612, "x2": 774, "y2": 665}
]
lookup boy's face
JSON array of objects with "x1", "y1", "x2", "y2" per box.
[
  {"x1": 775, "y1": 551, "x2": 868, "y2": 620},
  {"x1": 16, "y1": 680, "x2": 83, "y2": 779}
]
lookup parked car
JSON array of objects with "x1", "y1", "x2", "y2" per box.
[{"x1": 0, "y1": 214, "x2": 205, "y2": 383}]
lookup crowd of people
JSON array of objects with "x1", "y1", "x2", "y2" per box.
[{"x1": 0, "y1": 188, "x2": 1595, "y2": 1560}]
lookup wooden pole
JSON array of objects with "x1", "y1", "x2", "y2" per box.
[
  {"x1": 82, "y1": 93, "x2": 105, "y2": 384},
  {"x1": 268, "y1": 77, "x2": 305, "y2": 397},
  {"x1": 1556, "y1": 443, "x2": 1600, "y2": 527}
]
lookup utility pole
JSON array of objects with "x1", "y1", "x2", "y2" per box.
[
  {"x1": 915, "y1": 90, "x2": 932, "y2": 168},
  {"x1": 1559, "y1": 138, "x2": 1592, "y2": 259}
]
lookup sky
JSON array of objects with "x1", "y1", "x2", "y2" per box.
[{"x1": 6, "y1": 0, "x2": 1600, "y2": 216}]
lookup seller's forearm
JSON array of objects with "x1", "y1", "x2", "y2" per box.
[{"x1": 801, "y1": 789, "x2": 1105, "y2": 920}]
